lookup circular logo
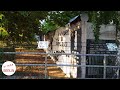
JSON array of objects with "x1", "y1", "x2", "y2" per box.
[{"x1": 2, "y1": 61, "x2": 16, "y2": 76}]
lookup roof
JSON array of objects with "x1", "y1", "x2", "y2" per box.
[{"x1": 69, "y1": 15, "x2": 80, "y2": 23}]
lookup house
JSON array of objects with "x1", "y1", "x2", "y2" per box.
[{"x1": 46, "y1": 13, "x2": 118, "y2": 78}]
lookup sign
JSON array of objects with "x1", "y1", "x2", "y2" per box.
[
  {"x1": 2, "y1": 61, "x2": 16, "y2": 76},
  {"x1": 37, "y1": 41, "x2": 49, "y2": 49}
]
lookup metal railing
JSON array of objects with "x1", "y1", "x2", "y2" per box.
[{"x1": 0, "y1": 52, "x2": 119, "y2": 79}]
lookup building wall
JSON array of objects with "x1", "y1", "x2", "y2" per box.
[
  {"x1": 46, "y1": 23, "x2": 80, "y2": 78},
  {"x1": 87, "y1": 22, "x2": 116, "y2": 40},
  {"x1": 46, "y1": 20, "x2": 116, "y2": 78}
]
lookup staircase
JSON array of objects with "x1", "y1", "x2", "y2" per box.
[{"x1": 5, "y1": 48, "x2": 67, "y2": 79}]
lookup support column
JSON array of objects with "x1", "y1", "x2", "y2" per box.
[{"x1": 80, "y1": 13, "x2": 88, "y2": 79}]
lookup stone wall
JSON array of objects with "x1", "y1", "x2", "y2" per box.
[{"x1": 87, "y1": 23, "x2": 116, "y2": 40}]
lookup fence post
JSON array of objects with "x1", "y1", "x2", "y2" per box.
[
  {"x1": 80, "y1": 13, "x2": 88, "y2": 79},
  {"x1": 44, "y1": 54, "x2": 48, "y2": 79},
  {"x1": 117, "y1": 68, "x2": 119, "y2": 79},
  {"x1": 103, "y1": 55, "x2": 106, "y2": 79},
  {"x1": 116, "y1": 46, "x2": 120, "y2": 79},
  {"x1": 0, "y1": 48, "x2": 3, "y2": 62}
]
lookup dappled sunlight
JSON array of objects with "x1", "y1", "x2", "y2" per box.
[{"x1": 14, "y1": 48, "x2": 67, "y2": 79}]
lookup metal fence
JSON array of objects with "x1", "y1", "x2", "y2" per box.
[{"x1": 0, "y1": 51, "x2": 119, "y2": 79}]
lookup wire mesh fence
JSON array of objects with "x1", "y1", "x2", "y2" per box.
[{"x1": 0, "y1": 51, "x2": 119, "y2": 79}]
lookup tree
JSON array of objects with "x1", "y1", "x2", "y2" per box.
[
  {"x1": 0, "y1": 11, "x2": 49, "y2": 45},
  {"x1": 1, "y1": 11, "x2": 120, "y2": 44},
  {"x1": 0, "y1": 13, "x2": 9, "y2": 41},
  {"x1": 40, "y1": 16, "x2": 59, "y2": 34},
  {"x1": 43, "y1": 11, "x2": 120, "y2": 42}
]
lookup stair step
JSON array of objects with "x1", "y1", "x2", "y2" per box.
[{"x1": 14, "y1": 48, "x2": 67, "y2": 79}]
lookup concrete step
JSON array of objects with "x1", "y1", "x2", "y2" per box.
[
  {"x1": 14, "y1": 49, "x2": 67, "y2": 79},
  {"x1": 16, "y1": 65, "x2": 66, "y2": 78},
  {"x1": 15, "y1": 60, "x2": 55, "y2": 64}
]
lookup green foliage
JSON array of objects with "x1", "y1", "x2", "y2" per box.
[
  {"x1": 48, "y1": 11, "x2": 81, "y2": 26},
  {"x1": 0, "y1": 13, "x2": 9, "y2": 39},
  {"x1": 46, "y1": 11, "x2": 120, "y2": 42},
  {"x1": 0, "y1": 27, "x2": 9, "y2": 37},
  {"x1": 41, "y1": 18, "x2": 59, "y2": 34},
  {"x1": 0, "y1": 11, "x2": 48, "y2": 44},
  {"x1": 0, "y1": 14, "x2": 4, "y2": 20},
  {"x1": 40, "y1": 11, "x2": 81, "y2": 34},
  {"x1": 88, "y1": 11, "x2": 118, "y2": 42},
  {"x1": 90, "y1": 11, "x2": 100, "y2": 42},
  {"x1": 0, "y1": 11, "x2": 120, "y2": 43}
]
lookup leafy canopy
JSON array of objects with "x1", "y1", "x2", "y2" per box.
[{"x1": 0, "y1": 11, "x2": 120, "y2": 43}]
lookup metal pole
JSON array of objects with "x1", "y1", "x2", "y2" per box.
[
  {"x1": 103, "y1": 55, "x2": 106, "y2": 79},
  {"x1": 0, "y1": 48, "x2": 3, "y2": 62},
  {"x1": 0, "y1": 30, "x2": 1, "y2": 38},
  {"x1": 116, "y1": 45, "x2": 120, "y2": 79},
  {"x1": 117, "y1": 68, "x2": 119, "y2": 79},
  {"x1": 44, "y1": 54, "x2": 47, "y2": 79},
  {"x1": 1, "y1": 30, "x2": 3, "y2": 41},
  {"x1": 81, "y1": 21, "x2": 86, "y2": 79}
]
